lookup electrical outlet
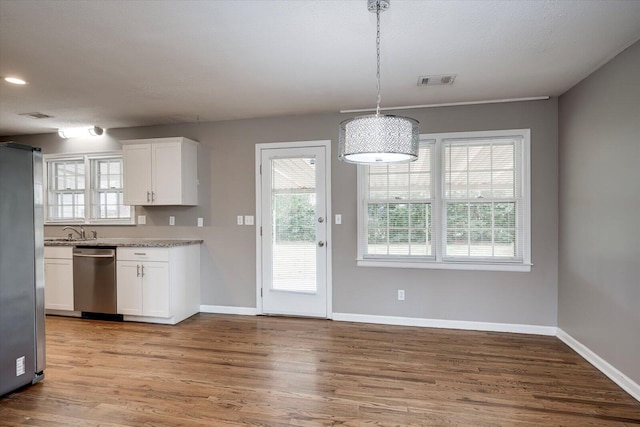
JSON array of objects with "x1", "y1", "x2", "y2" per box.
[
  {"x1": 169, "y1": 216, "x2": 175, "y2": 226},
  {"x1": 137, "y1": 215, "x2": 146, "y2": 225},
  {"x1": 398, "y1": 289, "x2": 405, "y2": 301},
  {"x1": 197, "y1": 217, "x2": 204, "y2": 227},
  {"x1": 237, "y1": 215, "x2": 244, "y2": 225}
]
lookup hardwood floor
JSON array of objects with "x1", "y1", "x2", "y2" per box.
[{"x1": 1, "y1": 314, "x2": 639, "y2": 426}]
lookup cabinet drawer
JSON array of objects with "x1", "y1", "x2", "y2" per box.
[
  {"x1": 117, "y1": 247, "x2": 169, "y2": 262},
  {"x1": 44, "y1": 246, "x2": 73, "y2": 259}
]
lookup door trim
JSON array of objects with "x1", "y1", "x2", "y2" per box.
[{"x1": 255, "y1": 140, "x2": 332, "y2": 318}]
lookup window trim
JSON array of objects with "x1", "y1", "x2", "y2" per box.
[
  {"x1": 43, "y1": 151, "x2": 135, "y2": 225},
  {"x1": 356, "y1": 129, "x2": 531, "y2": 272}
]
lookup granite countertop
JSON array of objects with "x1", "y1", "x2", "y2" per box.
[{"x1": 44, "y1": 238, "x2": 203, "y2": 248}]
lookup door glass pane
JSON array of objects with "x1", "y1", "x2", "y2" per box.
[{"x1": 271, "y1": 157, "x2": 317, "y2": 293}]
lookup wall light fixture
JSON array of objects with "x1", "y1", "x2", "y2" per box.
[{"x1": 58, "y1": 126, "x2": 104, "y2": 139}]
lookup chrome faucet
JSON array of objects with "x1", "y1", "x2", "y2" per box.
[{"x1": 62, "y1": 226, "x2": 85, "y2": 240}]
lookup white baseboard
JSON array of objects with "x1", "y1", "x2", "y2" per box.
[
  {"x1": 199, "y1": 305, "x2": 258, "y2": 316},
  {"x1": 557, "y1": 328, "x2": 640, "y2": 402},
  {"x1": 332, "y1": 312, "x2": 557, "y2": 336}
]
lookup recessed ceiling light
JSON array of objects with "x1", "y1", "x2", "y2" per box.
[{"x1": 3, "y1": 76, "x2": 28, "y2": 85}]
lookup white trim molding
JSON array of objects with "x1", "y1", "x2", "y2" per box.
[
  {"x1": 200, "y1": 305, "x2": 258, "y2": 316},
  {"x1": 340, "y1": 96, "x2": 550, "y2": 114},
  {"x1": 332, "y1": 312, "x2": 556, "y2": 336},
  {"x1": 557, "y1": 328, "x2": 640, "y2": 402},
  {"x1": 356, "y1": 259, "x2": 532, "y2": 272}
]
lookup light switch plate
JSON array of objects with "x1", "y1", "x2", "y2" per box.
[
  {"x1": 169, "y1": 216, "x2": 175, "y2": 226},
  {"x1": 244, "y1": 215, "x2": 254, "y2": 226},
  {"x1": 335, "y1": 214, "x2": 342, "y2": 225},
  {"x1": 197, "y1": 217, "x2": 204, "y2": 227},
  {"x1": 137, "y1": 215, "x2": 146, "y2": 225},
  {"x1": 237, "y1": 215, "x2": 244, "y2": 225}
]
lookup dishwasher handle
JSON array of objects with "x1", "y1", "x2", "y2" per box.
[{"x1": 73, "y1": 253, "x2": 115, "y2": 258}]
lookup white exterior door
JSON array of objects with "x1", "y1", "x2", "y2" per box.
[{"x1": 257, "y1": 142, "x2": 331, "y2": 318}]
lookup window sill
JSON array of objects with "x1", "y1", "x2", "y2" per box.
[
  {"x1": 356, "y1": 259, "x2": 532, "y2": 272},
  {"x1": 45, "y1": 220, "x2": 136, "y2": 226}
]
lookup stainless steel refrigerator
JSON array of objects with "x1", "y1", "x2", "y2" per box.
[{"x1": 0, "y1": 142, "x2": 46, "y2": 396}]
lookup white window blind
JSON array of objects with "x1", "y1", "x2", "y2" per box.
[
  {"x1": 363, "y1": 143, "x2": 434, "y2": 258},
  {"x1": 271, "y1": 157, "x2": 317, "y2": 293},
  {"x1": 91, "y1": 158, "x2": 130, "y2": 220},
  {"x1": 47, "y1": 159, "x2": 85, "y2": 221},
  {"x1": 443, "y1": 137, "x2": 523, "y2": 262}
]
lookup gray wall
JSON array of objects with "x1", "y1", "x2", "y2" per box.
[
  {"x1": 4, "y1": 99, "x2": 558, "y2": 326},
  {"x1": 558, "y1": 40, "x2": 640, "y2": 384}
]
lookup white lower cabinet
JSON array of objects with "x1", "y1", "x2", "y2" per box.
[
  {"x1": 44, "y1": 247, "x2": 74, "y2": 312},
  {"x1": 116, "y1": 245, "x2": 199, "y2": 325},
  {"x1": 115, "y1": 261, "x2": 144, "y2": 316},
  {"x1": 142, "y1": 262, "x2": 170, "y2": 317},
  {"x1": 116, "y1": 260, "x2": 169, "y2": 317}
]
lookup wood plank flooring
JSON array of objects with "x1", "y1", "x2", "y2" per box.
[{"x1": 1, "y1": 314, "x2": 639, "y2": 426}]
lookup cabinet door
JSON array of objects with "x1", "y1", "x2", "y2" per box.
[
  {"x1": 44, "y1": 258, "x2": 74, "y2": 311},
  {"x1": 152, "y1": 142, "x2": 182, "y2": 205},
  {"x1": 123, "y1": 144, "x2": 152, "y2": 205},
  {"x1": 141, "y1": 262, "x2": 170, "y2": 318},
  {"x1": 116, "y1": 261, "x2": 143, "y2": 315}
]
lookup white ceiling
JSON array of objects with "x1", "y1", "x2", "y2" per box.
[{"x1": 1, "y1": 0, "x2": 639, "y2": 136}]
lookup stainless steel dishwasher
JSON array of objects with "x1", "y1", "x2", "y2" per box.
[{"x1": 73, "y1": 247, "x2": 117, "y2": 315}]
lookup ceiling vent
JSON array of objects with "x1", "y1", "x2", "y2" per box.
[
  {"x1": 417, "y1": 74, "x2": 456, "y2": 86},
  {"x1": 19, "y1": 112, "x2": 54, "y2": 119}
]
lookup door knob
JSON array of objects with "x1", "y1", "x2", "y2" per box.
[
  {"x1": 318, "y1": 217, "x2": 324, "y2": 223},
  {"x1": 318, "y1": 241, "x2": 325, "y2": 247}
]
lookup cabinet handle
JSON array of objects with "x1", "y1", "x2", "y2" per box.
[
  {"x1": 136, "y1": 265, "x2": 140, "y2": 277},
  {"x1": 141, "y1": 265, "x2": 145, "y2": 277},
  {"x1": 134, "y1": 252, "x2": 146, "y2": 255},
  {"x1": 146, "y1": 191, "x2": 151, "y2": 203},
  {"x1": 151, "y1": 191, "x2": 155, "y2": 202}
]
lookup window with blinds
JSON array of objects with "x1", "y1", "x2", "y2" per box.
[
  {"x1": 443, "y1": 137, "x2": 523, "y2": 261},
  {"x1": 45, "y1": 154, "x2": 133, "y2": 224},
  {"x1": 92, "y1": 158, "x2": 130, "y2": 220},
  {"x1": 47, "y1": 159, "x2": 86, "y2": 220},
  {"x1": 357, "y1": 129, "x2": 530, "y2": 271},
  {"x1": 363, "y1": 143, "x2": 434, "y2": 257}
]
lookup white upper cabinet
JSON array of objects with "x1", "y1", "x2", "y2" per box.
[{"x1": 121, "y1": 137, "x2": 198, "y2": 206}]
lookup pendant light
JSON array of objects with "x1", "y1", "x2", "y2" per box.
[{"x1": 339, "y1": 0, "x2": 420, "y2": 164}]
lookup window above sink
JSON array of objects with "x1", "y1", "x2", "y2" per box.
[{"x1": 44, "y1": 152, "x2": 135, "y2": 225}]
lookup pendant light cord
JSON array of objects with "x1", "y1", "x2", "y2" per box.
[{"x1": 375, "y1": 1, "x2": 381, "y2": 117}]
